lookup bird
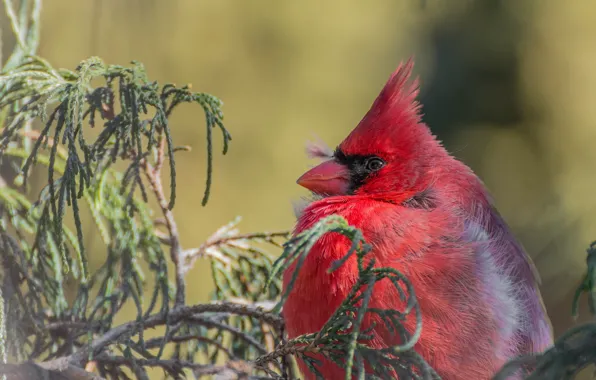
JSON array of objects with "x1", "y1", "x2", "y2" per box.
[{"x1": 281, "y1": 59, "x2": 553, "y2": 380}]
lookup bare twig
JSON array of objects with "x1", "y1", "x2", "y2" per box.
[
  {"x1": 97, "y1": 355, "x2": 274, "y2": 380},
  {"x1": 187, "y1": 315, "x2": 268, "y2": 355},
  {"x1": 2, "y1": 0, "x2": 26, "y2": 50},
  {"x1": 141, "y1": 137, "x2": 186, "y2": 306},
  {"x1": 184, "y1": 302, "x2": 283, "y2": 330},
  {"x1": 144, "y1": 334, "x2": 235, "y2": 359},
  {"x1": 184, "y1": 227, "x2": 289, "y2": 269},
  {"x1": 0, "y1": 361, "x2": 104, "y2": 380},
  {"x1": 254, "y1": 339, "x2": 317, "y2": 368},
  {"x1": 204, "y1": 231, "x2": 290, "y2": 248},
  {"x1": 68, "y1": 302, "x2": 283, "y2": 367}
]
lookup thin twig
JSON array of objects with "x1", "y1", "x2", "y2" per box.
[
  {"x1": 254, "y1": 339, "x2": 318, "y2": 367},
  {"x1": 0, "y1": 360, "x2": 105, "y2": 380},
  {"x1": 184, "y1": 302, "x2": 283, "y2": 330},
  {"x1": 184, "y1": 230, "x2": 290, "y2": 269},
  {"x1": 67, "y1": 302, "x2": 282, "y2": 366},
  {"x1": 187, "y1": 315, "x2": 268, "y2": 355},
  {"x1": 141, "y1": 139, "x2": 185, "y2": 306},
  {"x1": 145, "y1": 334, "x2": 235, "y2": 359},
  {"x1": 94, "y1": 355, "x2": 253, "y2": 378},
  {"x1": 2, "y1": 0, "x2": 26, "y2": 49}
]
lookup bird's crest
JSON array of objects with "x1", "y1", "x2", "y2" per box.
[
  {"x1": 369, "y1": 58, "x2": 421, "y2": 122},
  {"x1": 339, "y1": 58, "x2": 425, "y2": 155}
]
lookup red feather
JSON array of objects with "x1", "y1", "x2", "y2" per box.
[{"x1": 283, "y1": 60, "x2": 553, "y2": 379}]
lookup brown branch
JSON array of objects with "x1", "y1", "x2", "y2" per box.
[
  {"x1": 45, "y1": 321, "x2": 90, "y2": 330},
  {"x1": 206, "y1": 231, "x2": 290, "y2": 247},
  {"x1": 154, "y1": 131, "x2": 166, "y2": 174},
  {"x1": 95, "y1": 355, "x2": 256, "y2": 379},
  {"x1": 184, "y1": 228, "x2": 290, "y2": 269},
  {"x1": 184, "y1": 302, "x2": 283, "y2": 330},
  {"x1": 260, "y1": 322, "x2": 277, "y2": 375},
  {"x1": 144, "y1": 334, "x2": 235, "y2": 359},
  {"x1": 141, "y1": 139, "x2": 185, "y2": 307},
  {"x1": 187, "y1": 315, "x2": 268, "y2": 355},
  {"x1": 67, "y1": 312, "x2": 164, "y2": 366},
  {"x1": 0, "y1": 361, "x2": 104, "y2": 380},
  {"x1": 254, "y1": 337, "x2": 320, "y2": 368},
  {"x1": 14, "y1": 128, "x2": 68, "y2": 158},
  {"x1": 67, "y1": 302, "x2": 282, "y2": 367}
]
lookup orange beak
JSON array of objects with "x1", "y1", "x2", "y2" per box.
[{"x1": 296, "y1": 159, "x2": 350, "y2": 195}]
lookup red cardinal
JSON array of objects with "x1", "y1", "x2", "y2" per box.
[{"x1": 282, "y1": 60, "x2": 553, "y2": 379}]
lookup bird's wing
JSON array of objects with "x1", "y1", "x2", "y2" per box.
[{"x1": 481, "y1": 205, "x2": 554, "y2": 353}]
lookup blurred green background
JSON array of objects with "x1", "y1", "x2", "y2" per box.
[{"x1": 13, "y1": 0, "x2": 596, "y2": 363}]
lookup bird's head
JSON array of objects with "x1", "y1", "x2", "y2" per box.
[{"x1": 297, "y1": 59, "x2": 445, "y2": 199}]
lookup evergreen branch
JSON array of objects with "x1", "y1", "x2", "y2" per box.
[
  {"x1": 266, "y1": 215, "x2": 439, "y2": 379},
  {"x1": 65, "y1": 302, "x2": 283, "y2": 367},
  {"x1": 0, "y1": 56, "x2": 229, "y2": 279},
  {"x1": 0, "y1": 50, "x2": 253, "y2": 378}
]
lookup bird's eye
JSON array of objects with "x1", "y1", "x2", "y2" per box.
[{"x1": 365, "y1": 157, "x2": 385, "y2": 172}]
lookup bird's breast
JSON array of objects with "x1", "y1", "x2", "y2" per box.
[{"x1": 282, "y1": 198, "x2": 520, "y2": 379}]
